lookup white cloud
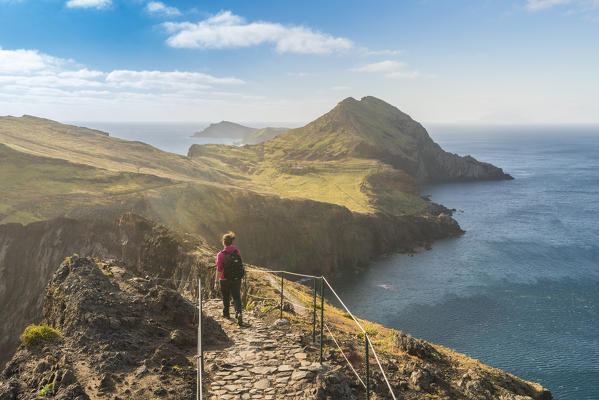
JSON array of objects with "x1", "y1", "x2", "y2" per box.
[
  {"x1": 386, "y1": 70, "x2": 423, "y2": 79},
  {"x1": 106, "y1": 70, "x2": 243, "y2": 90},
  {"x1": 146, "y1": 1, "x2": 181, "y2": 17},
  {"x1": 66, "y1": 0, "x2": 111, "y2": 9},
  {"x1": 525, "y1": 0, "x2": 599, "y2": 17},
  {"x1": 526, "y1": 0, "x2": 571, "y2": 10},
  {"x1": 163, "y1": 10, "x2": 353, "y2": 54},
  {"x1": 350, "y1": 59, "x2": 429, "y2": 80},
  {"x1": 0, "y1": 47, "x2": 66, "y2": 74},
  {"x1": 360, "y1": 48, "x2": 403, "y2": 57},
  {"x1": 351, "y1": 60, "x2": 406, "y2": 72},
  {"x1": 0, "y1": 47, "x2": 247, "y2": 117}
]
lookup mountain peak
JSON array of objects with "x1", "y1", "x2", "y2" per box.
[
  {"x1": 330, "y1": 96, "x2": 412, "y2": 122},
  {"x1": 262, "y1": 96, "x2": 512, "y2": 183}
]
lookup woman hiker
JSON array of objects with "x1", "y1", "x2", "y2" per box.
[{"x1": 214, "y1": 231, "x2": 245, "y2": 326}]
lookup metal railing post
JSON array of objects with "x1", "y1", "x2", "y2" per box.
[
  {"x1": 320, "y1": 276, "x2": 324, "y2": 365},
  {"x1": 280, "y1": 272, "x2": 284, "y2": 319},
  {"x1": 365, "y1": 335, "x2": 370, "y2": 400},
  {"x1": 312, "y1": 278, "x2": 317, "y2": 343},
  {"x1": 197, "y1": 278, "x2": 203, "y2": 400}
]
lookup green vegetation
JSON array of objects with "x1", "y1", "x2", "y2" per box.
[
  {"x1": 38, "y1": 383, "x2": 54, "y2": 397},
  {"x1": 0, "y1": 115, "x2": 226, "y2": 183},
  {"x1": 261, "y1": 305, "x2": 272, "y2": 313},
  {"x1": 0, "y1": 98, "x2": 438, "y2": 237},
  {"x1": 20, "y1": 324, "x2": 60, "y2": 347},
  {"x1": 0, "y1": 143, "x2": 175, "y2": 224},
  {"x1": 188, "y1": 97, "x2": 434, "y2": 215}
]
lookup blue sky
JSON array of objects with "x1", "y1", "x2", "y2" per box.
[{"x1": 0, "y1": 0, "x2": 598, "y2": 123}]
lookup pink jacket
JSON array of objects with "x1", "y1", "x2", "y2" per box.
[{"x1": 216, "y1": 245, "x2": 242, "y2": 280}]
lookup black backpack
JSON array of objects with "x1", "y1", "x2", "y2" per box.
[{"x1": 222, "y1": 249, "x2": 244, "y2": 280}]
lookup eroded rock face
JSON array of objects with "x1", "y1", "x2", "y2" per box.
[
  {"x1": 0, "y1": 214, "x2": 214, "y2": 369},
  {"x1": 0, "y1": 256, "x2": 226, "y2": 400},
  {"x1": 311, "y1": 369, "x2": 356, "y2": 399},
  {"x1": 189, "y1": 189, "x2": 464, "y2": 278},
  {"x1": 392, "y1": 330, "x2": 439, "y2": 361}
]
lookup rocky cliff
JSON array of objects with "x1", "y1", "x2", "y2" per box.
[
  {"x1": 0, "y1": 256, "x2": 226, "y2": 400},
  {"x1": 141, "y1": 184, "x2": 463, "y2": 275},
  {"x1": 0, "y1": 214, "x2": 215, "y2": 369}
]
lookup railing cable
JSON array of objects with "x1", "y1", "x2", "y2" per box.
[
  {"x1": 324, "y1": 321, "x2": 366, "y2": 388},
  {"x1": 322, "y1": 276, "x2": 398, "y2": 400},
  {"x1": 144, "y1": 268, "x2": 397, "y2": 400}
]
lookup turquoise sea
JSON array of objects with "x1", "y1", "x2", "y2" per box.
[
  {"x1": 85, "y1": 122, "x2": 598, "y2": 399},
  {"x1": 334, "y1": 125, "x2": 599, "y2": 400}
]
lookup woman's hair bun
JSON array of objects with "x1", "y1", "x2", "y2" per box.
[{"x1": 222, "y1": 231, "x2": 236, "y2": 246}]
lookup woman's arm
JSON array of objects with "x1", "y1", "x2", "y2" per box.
[{"x1": 215, "y1": 252, "x2": 223, "y2": 289}]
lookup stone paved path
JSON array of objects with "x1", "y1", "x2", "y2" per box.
[{"x1": 203, "y1": 299, "x2": 325, "y2": 400}]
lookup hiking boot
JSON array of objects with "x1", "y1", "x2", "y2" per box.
[{"x1": 236, "y1": 312, "x2": 243, "y2": 326}]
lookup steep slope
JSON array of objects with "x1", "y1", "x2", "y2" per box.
[
  {"x1": 258, "y1": 96, "x2": 513, "y2": 183},
  {"x1": 0, "y1": 214, "x2": 215, "y2": 369},
  {"x1": 0, "y1": 143, "x2": 175, "y2": 224},
  {"x1": 0, "y1": 256, "x2": 227, "y2": 400},
  {"x1": 0, "y1": 115, "x2": 229, "y2": 183}
]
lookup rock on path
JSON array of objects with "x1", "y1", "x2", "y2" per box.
[{"x1": 203, "y1": 299, "x2": 331, "y2": 400}]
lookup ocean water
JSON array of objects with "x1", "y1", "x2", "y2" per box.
[
  {"x1": 72, "y1": 121, "x2": 238, "y2": 155},
  {"x1": 333, "y1": 125, "x2": 599, "y2": 400},
  {"x1": 72, "y1": 121, "x2": 300, "y2": 155}
]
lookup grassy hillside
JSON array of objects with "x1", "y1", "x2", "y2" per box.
[
  {"x1": 0, "y1": 101, "x2": 469, "y2": 272},
  {"x1": 0, "y1": 115, "x2": 231, "y2": 183},
  {"x1": 190, "y1": 152, "x2": 427, "y2": 215},
  {"x1": 0, "y1": 143, "x2": 176, "y2": 224},
  {"x1": 187, "y1": 97, "x2": 439, "y2": 215},
  {"x1": 189, "y1": 96, "x2": 510, "y2": 215}
]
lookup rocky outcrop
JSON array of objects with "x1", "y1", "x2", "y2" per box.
[
  {"x1": 415, "y1": 142, "x2": 513, "y2": 183},
  {"x1": 0, "y1": 256, "x2": 226, "y2": 400},
  {"x1": 0, "y1": 214, "x2": 214, "y2": 369},
  {"x1": 330, "y1": 96, "x2": 513, "y2": 183}
]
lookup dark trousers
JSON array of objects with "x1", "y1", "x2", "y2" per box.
[{"x1": 220, "y1": 279, "x2": 242, "y2": 317}]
